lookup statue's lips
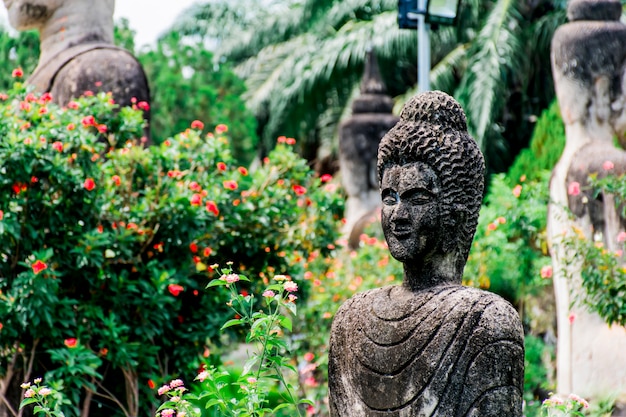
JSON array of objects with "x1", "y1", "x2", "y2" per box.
[{"x1": 391, "y1": 226, "x2": 413, "y2": 238}]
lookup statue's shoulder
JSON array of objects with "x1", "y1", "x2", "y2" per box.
[{"x1": 457, "y1": 286, "x2": 523, "y2": 342}]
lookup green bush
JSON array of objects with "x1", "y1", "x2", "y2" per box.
[
  {"x1": 507, "y1": 100, "x2": 565, "y2": 185},
  {"x1": 0, "y1": 78, "x2": 343, "y2": 417}
]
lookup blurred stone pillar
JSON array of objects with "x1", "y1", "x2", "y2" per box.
[
  {"x1": 339, "y1": 50, "x2": 398, "y2": 246},
  {"x1": 549, "y1": 0, "x2": 626, "y2": 400}
]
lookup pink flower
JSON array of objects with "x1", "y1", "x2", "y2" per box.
[
  {"x1": 52, "y1": 141, "x2": 64, "y2": 152},
  {"x1": 158, "y1": 385, "x2": 170, "y2": 395},
  {"x1": 12, "y1": 67, "x2": 23, "y2": 78},
  {"x1": 540, "y1": 265, "x2": 553, "y2": 279},
  {"x1": 603, "y1": 160, "x2": 614, "y2": 171},
  {"x1": 567, "y1": 181, "x2": 581, "y2": 196},
  {"x1": 83, "y1": 178, "x2": 96, "y2": 191},
  {"x1": 38, "y1": 388, "x2": 52, "y2": 396},
  {"x1": 191, "y1": 120, "x2": 204, "y2": 130},
  {"x1": 137, "y1": 101, "x2": 150, "y2": 111},
  {"x1": 24, "y1": 389, "x2": 35, "y2": 398},
  {"x1": 169, "y1": 379, "x2": 184, "y2": 388},
  {"x1": 112, "y1": 175, "x2": 121, "y2": 186},
  {"x1": 512, "y1": 185, "x2": 522, "y2": 198},
  {"x1": 197, "y1": 371, "x2": 209, "y2": 382},
  {"x1": 303, "y1": 352, "x2": 315, "y2": 362},
  {"x1": 0, "y1": 210, "x2": 3, "y2": 221},
  {"x1": 223, "y1": 274, "x2": 240, "y2": 284},
  {"x1": 238, "y1": 167, "x2": 248, "y2": 176},
  {"x1": 161, "y1": 409, "x2": 175, "y2": 417},
  {"x1": 286, "y1": 137, "x2": 296, "y2": 145},
  {"x1": 568, "y1": 312, "x2": 576, "y2": 324},
  {"x1": 246, "y1": 377, "x2": 257, "y2": 384},
  {"x1": 288, "y1": 294, "x2": 298, "y2": 302},
  {"x1": 67, "y1": 101, "x2": 80, "y2": 110},
  {"x1": 262, "y1": 290, "x2": 275, "y2": 298},
  {"x1": 32, "y1": 260, "x2": 47, "y2": 275},
  {"x1": 617, "y1": 231, "x2": 626, "y2": 243},
  {"x1": 283, "y1": 281, "x2": 298, "y2": 292},
  {"x1": 216, "y1": 162, "x2": 227, "y2": 171},
  {"x1": 215, "y1": 124, "x2": 228, "y2": 134},
  {"x1": 320, "y1": 174, "x2": 332, "y2": 183}
]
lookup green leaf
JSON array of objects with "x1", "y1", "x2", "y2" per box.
[{"x1": 221, "y1": 318, "x2": 246, "y2": 330}]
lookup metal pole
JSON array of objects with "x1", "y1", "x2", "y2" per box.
[{"x1": 417, "y1": 0, "x2": 430, "y2": 92}]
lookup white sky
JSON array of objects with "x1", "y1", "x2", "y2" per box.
[{"x1": 0, "y1": 0, "x2": 202, "y2": 48}]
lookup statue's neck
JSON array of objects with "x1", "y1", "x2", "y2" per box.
[
  {"x1": 38, "y1": 3, "x2": 114, "y2": 65},
  {"x1": 402, "y1": 252, "x2": 463, "y2": 292}
]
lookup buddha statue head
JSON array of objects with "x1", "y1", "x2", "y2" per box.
[{"x1": 377, "y1": 91, "x2": 484, "y2": 289}]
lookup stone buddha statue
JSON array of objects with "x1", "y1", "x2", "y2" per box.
[
  {"x1": 328, "y1": 91, "x2": 524, "y2": 416},
  {"x1": 3, "y1": 0, "x2": 151, "y2": 140}
]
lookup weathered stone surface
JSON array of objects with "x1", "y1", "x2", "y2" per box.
[
  {"x1": 3, "y1": 0, "x2": 151, "y2": 140},
  {"x1": 329, "y1": 91, "x2": 524, "y2": 416},
  {"x1": 549, "y1": 0, "x2": 626, "y2": 400}
]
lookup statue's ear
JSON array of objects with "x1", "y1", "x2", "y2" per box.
[{"x1": 442, "y1": 210, "x2": 465, "y2": 254}]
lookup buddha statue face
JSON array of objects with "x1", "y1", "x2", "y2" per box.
[
  {"x1": 3, "y1": 0, "x2": 62, "y2": 30},
  {"x1": 381, "y1": 161, "x2": 443, "y2": 263}
]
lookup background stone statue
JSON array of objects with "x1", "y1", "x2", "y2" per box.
[
  {"x1": 339, "y1": 50, "x2": 399, "y2": 247},
  {"x1": 549, "y1": 0, "x2": 626, "y2": 399},
  {"x1": 3, "y1": 0, "x2": 151, "y2": 140},
  {"x1": 328, "y1": 91, "x2": 524, "y2": 416}
]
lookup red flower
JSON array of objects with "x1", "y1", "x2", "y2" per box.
[
  {"x1": 238, "y1": 167, "x2": 248, "y2": 176},
  {"x1": 223, "y1": 180, "x2": 238, "y2": 190},
  {"x1": 189, "y1": 181, "x2": 201, "y2": 192},
  {"x1": 83, "y1": 178, "x2": 96, "y2": 191},
  {"x1": 52, "y1": 141, "x2": 64, "y2": 152},
  {"x1": 190, "y1": 193, "x2": 202, "y2": 206},
  {"x1": 0, "y1": 210, "x2": 3, "y2": 221},
  {"x1": 292, "y1": 184, "x2": 307, "y2": 196},
  {"x1": 203, "y1": 247, "x2": 212, "y2": 257},
  {"x1": 217, "y1": 162, "x2": 227, "y2": 171},
  {"x1": 277, "y1": 136, "x2": 287, "y2": 144},
  {"x1": 137, "y1": 101, "x2": 150, "y2": 111},
  {"x1": 191, "y1": 120, "x2": 204, "y2": 130},
  {"x1": 148, "y1": 379, "x2": 156, "y2": 389},
  {"x1": 168, "y1": 284, "x2": 184, "y2": 296},
  {"x1": 64, "y1": 338, "x2": 78, "y2": 348},
  {"x1": 81, "y1": 115, "x2": 96, "y2": 127},
  {"x1": 67, "y1": 101, "x2": 80, "y2": 110},
  {"x1": 320, "y1": 174, "x2": 332, "y2": 183},
  {"x1": 206, "y1": 201, "x2": 219, "y2": 216},
  {"x1": 40, "y1": 92, "x2": 53, "y2": 103},
  {"x1": 97, "y1": 225, "x2": 104, "y2": 233},
  {"x1": 67, "y1": 123, "x2": 76, "y2": 131},
  {"x1": 112, "y1": 175, "x2": 121, "y2": 186},
  {"x1": 286, "y1": 137, "x2": 296, "y2": 145},
  {"x1": 32, "y1": 260, "x2": 47, "y2": 275},
  {"x1": 189, "y1": 242, "x2": 198, "y2": 253},
  {"x1": 12, "y1": 67, "x2": 23, "y2": 78},
  {"x1": 215, "y1": 124, "x2": 228, "y2": 133},
  {"x1": 97, "y1": 124, "x2": 108, "y2": 133}
]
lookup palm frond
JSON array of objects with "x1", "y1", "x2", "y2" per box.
[{"x1": 456, "y1": 0, "x2": 525, "y2": 156}]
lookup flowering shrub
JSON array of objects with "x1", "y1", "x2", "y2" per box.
[
  {"x1": 180, "y1": 265, "x2": 311, "y2": 416},
  {"x1": 464, "y1": 172, "x2": 552, "y2": 306},
  {"x1": 541, "y1": 393, "x2": 589, "y2": 417},
  {"x1": 0, "y1": 78, "x2": 343, "y2": 416},
  {"x1": 19, "y1": 379, "x2": 68, "y2": 417},
  {"x1": 561, "y1": 171, "x2": 626, "y2": 327}
]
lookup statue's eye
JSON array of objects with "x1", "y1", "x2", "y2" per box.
[
  {"x1": 382, "y1": 191, "x2": 398, "y2": 205},
  {"x1": 402, "y1": 189, "x2": 433, "y2": 205}
]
